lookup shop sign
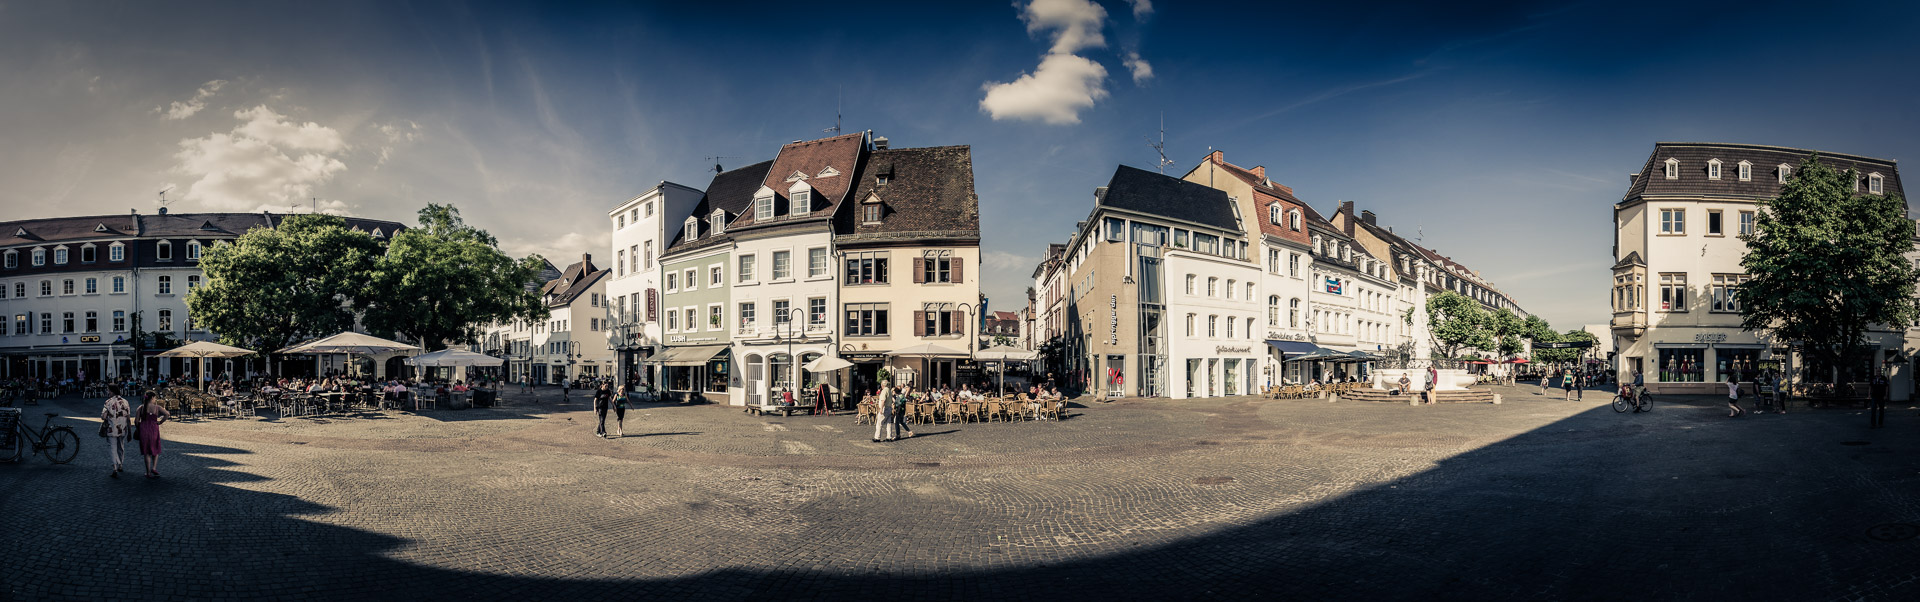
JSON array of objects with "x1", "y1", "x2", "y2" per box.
[
  {"x1": 1266, "y1": 332, "x2": 1308, "y2": 341},
  {"x1": 79, "y1": 335, "x2": 101, "y2": 343},
  {"x1": 669, "y1": 335, "x2": 719, "y2": 343},
  {"x1": 842, "y1": 352, "x2": 888, "y2": 361},
  {"x1": 1108, "y1": 295, "x2": 1119, "y2": 345},
  {"x1": 1216, "y1": 345, "x2": 1253, "y2": 354},
  {"x1": 1694, "y1": 333, "x2": 1727, "y2": 343}
]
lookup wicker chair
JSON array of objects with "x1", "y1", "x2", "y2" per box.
[
  {"x1": 854, "y1": 402, "x2": 876, "y2": 425},
  {"x1": 1039, "y1": 400, "x2": 1060, "y2": 421}
]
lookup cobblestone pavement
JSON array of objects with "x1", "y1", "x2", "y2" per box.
[{"x1": 4, "y1": 385, "x2": 1917, "y2": 600}]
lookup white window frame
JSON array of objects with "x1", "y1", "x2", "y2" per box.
[
  {"x1": 1737, "y1": 160, "x2": 1752, "y2": 181},
  {"x1": 739, "y1": 254, "x2": 757, "y2": 283},
  {"x1": 1778, "y1": 164, "x2": 1792, "y2": 184},
  {"x1": 710, "y1": 264, "x2": 723, "y2": 287},
  {"x1": 112, "y1": 276, "x2": 125, "y2": 294},
  {"x1": 684, "y1": 217, "x2": 698, "y2": 242},
  {"x1": 109, "y1": 243, "x2": 124, "y2": 262},
  {"x1": 754, "y1": 193, "x2": 775, "y2": 222},
  {"x1": 683, "y1": 269, "x2": 697, "y2": 291},
  {"x1": 31, "y1": 248, "x2": 45, "y2": 266},
  {"x1": 1869, "y1": 173, "x2": 1884, "y2": 195},
  {"x1": 807, "y1": 247, "x2": 829, "y2": 278},
  {"x1": 1659, "y1": 208, "x2": 1685, "y2": 235},
  {"x1": 772, "y1": 250, "x2": 792, "y2": 280},
  {"x1": 706, "y1": 303, "x2": 724, "y2": 331},
  {"x1": 1664, "y1": 158, "x2": 1679, "y2": 180},
  {"x1": 711, "y1": 209, "x2": 727, "y2": 235},
  {"x1": 789, "y1": 187, "x2": 811, "y2": 217},
  {"x1": 1706, "y1": 158, "x2": 1722, "y2": 180},
  {"x1": 53, "y1": 247, "x2": 68, "y2": 265}
]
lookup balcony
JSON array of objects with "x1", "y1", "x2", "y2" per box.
[{"x1": 1610, "y1": 311, "x2": 1646, "y2": 337}]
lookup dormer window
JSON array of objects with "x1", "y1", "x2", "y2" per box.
[
  {"x1": 876, "y1": 174, "x2": 890, "y2": 186},
  {"x1": 186, "y1": 240, "x2": 202, "y2": 260},
  {"x1": 1268, "y1": 205, "x2": 1281, "y2": 225},
  {"x1": 31, "y1": 247, "x2": 46, "y2": 266},
  {"x1": 1312, "y1": 236, "x2": 1322, "y2": 255},
  {"x1": 1289, "y1": 210, "x2": 1302, "y2": 231},
  {"x1": 1664, "y1": 158, "x2": 1680, "y2": 180},
  {"x1": 1778, "y1": 164, "x2": 1792, "y2": 184},
  {"x1": 156, "y1": 240, "x2": 172, "y2": 261},
  {"x1": 790, "y1": 189, "x2": 811, "y2": 217},
  {"x1": 1737, "y1": 160, "x2": 1752, "y2": 181},
  {"x1": 710, "y1": 209, "x2": 727, "y2": 235},
  {"x1": 1707, "y1": 158, "x2": 1722, "y2": 180},
  {"x1": 109, "y1": 243, "x2": 124, "y2": 262},
  {"x1": 684, "y1": 217, "x2": 698, "y2": 241},
  {"x1": 2, "y1": 250, "x2": 13, "y2": 269},
  {"x1": 1869, "y1": 173, "x2": 1885, "y2": 195},
  {"x1": 53, "y1": 246, "x2": 68, "y2": 265},
  {"x1": 80, "y1": 244, "x2": 96, "y2": 263},
  {"x1": 95, "y1": 223, "x2": 110, "y2": 233},
  {"x1": 862, "y1": 197, "x2": 884, "y2": 224},
  {"x1": 754, "y1": 193, "x2": 775, "y2": 222},
  {"x1": 371, "y1": 228, "x2": 385, "y2": 239}
]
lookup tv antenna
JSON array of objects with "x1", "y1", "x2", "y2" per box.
[
  {"x1": 1416, "y1": 226, "x2": 1425, "y2": 243},
  {"x1": 1147, "y1": 113, "x2": 1174, "y2": 174},
  {"x1": 705, "y1": 156, "x2": 741, "y2": 174},
  {"x1": 156, "y1": 185, "x2": 176, "y2": 210},
  {"x1": 824, "y1": 87, "x2": 843, "y2": 134}
]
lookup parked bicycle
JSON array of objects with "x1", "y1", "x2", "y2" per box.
[
  {"x1": 1612, "y1": 385, "x2": 1651, "y2": 413},
  {"x1": 3, "y1": 411, "x2": 80, "y2": 464}
]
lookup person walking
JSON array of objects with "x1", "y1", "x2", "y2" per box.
[
  {"x1": 1561, "y1": 370, "x2": 1576, "y2": 401},
  {"x1": 893, "y1": 385, "x2": 916, "y2": 439},
  {"x1": 873, "y1": 386, "x2": 897, "y2": 442},
  {"x1": 1425, "y1": 365, "x2": 1439, "y2": 405},
  {"x1": 592, "y1": 383, "x2": 612, "y2": 438},
  {"x1": 1726, "y1": 377, "x2": 1745, "y2": 417},
  {"x1": 134, "y1": 392, "x2": 171, "y2": 478},
  {"x1": 1540, "y1": 370, "x2": 1552, "y2": 396},
  {"x1": 1574, "y1": 371, "x2": 1585, "y2": 401},
  {"x1": 100, "y1": 385, "x2": 132, "y2": 478},
  {"x1": 561, "y1": 379, "x2": 572, "y2": 403}
]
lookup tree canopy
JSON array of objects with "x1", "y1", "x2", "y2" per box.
[
  {"x1": 1532, "y1": 329, "x2": 1596, "y2": 364},
  {"x1": 1739, "y1": 155, "x2": 1918, "y2": 380},
  {"x1": 1426, "y1": 291, "x2": 1493, "y2": 359},
  {"x1": 186, "y1": 214, "x2": 383, "y2": 361},
  {"x1": 361, "y1": 204, "x2": 549, "y2": 351}
]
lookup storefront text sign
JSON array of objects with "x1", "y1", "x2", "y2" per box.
[
  {"x1": 1216, "y1": 345, "x2": 1252, "y2": 354},
  {"x1": 1694, "y1": 333, "x2": 1727, "y2": 343},
  {"x1": 1108, "y1": 295, "x2": 1119, "y2": 345},
  {"x1": 669, "y1": 335, "x2": 719, "y2": 343}
]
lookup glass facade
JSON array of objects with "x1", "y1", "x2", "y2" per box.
[{"x1": 1658, "y1": 348, "x2": 1704, "y2": 382}]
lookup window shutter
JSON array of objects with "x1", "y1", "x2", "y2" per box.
[
  {"x1": 913, "y1": 311, "x2": 927, "y2": 336},
  {"x1": 952, "y1": 258, "x2": 963, "y2": 283},
  {"x1": 950, "y1": 311, "x2": 964, "y2": 335},
  {"x1": 912, "y1": 258, "x2": 925, "y2": 283}
]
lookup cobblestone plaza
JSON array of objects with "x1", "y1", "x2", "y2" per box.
[{"x1": 5, "y1": 388, "x2": 1918, "y2": 600}]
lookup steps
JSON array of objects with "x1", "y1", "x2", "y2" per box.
[{"x1": 1340, "y1": 388, "x2": 1495, "y2": 404}]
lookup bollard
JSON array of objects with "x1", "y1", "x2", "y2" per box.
[{"x1": 1493, "y1": 393, "x2": 1502, "y2": 405}]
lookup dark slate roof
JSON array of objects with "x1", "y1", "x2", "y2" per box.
[
  {"x1": 836, "y1": 145, "x2": 979, "y2": 241},
  {"x1": 1, "y1": 211, "x2": 405, "y2": 249},
  {"x1": 523, "y1": 258, "x2": 562, "y2": 295},
  {"x1": 542, "y1": 255, "x2": 607, "y2": 307},
  {"x1": 731, "y1": 133, "x2": 867, "y2": 231},
  {"x1": 1098, "y1": 165, "x2": 1239, "y2": 232},
  {"x1": 665, "y1": 159, "x2": 773, "y2": 254},
  {"x1": 1624, "y1": 142, "x2": 1903, "y2": 202}
]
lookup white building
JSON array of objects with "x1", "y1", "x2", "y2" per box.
[
  {"x1": 482, "y1": 254, "x2": 611, "y2": 385},
  {"x1": 606, "y1": 181, "x2": 703, "y2": 390}
]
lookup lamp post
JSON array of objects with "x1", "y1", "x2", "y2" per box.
[
  {"x1": 955, "y1": 302, "x2": 981, "y2": 391},
  {"x1": 775, "y1": 307, "x2": 808, "y2": 402}
]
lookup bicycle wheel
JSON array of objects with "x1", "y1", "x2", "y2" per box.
[
  {"x1": 42, "y1": 427, "x2": 79, "y2": 464},
  {"x1": 1612, "y1": 395, "x2": 1630, "y2": 413},
  {"x1": 1636, "y1": 395, "x2": 1652, "y2": 413}
]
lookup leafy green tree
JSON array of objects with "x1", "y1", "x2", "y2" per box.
[
  {"x1": 188, "y1": 214, "x2": 384, "y2": 374},
  {"x1": 1521, "y1": 315, "x2": 1555, "y2": 342},
  {"x1": 361, "y1": 204, "x2": 550, "y2": 352},
  {"x1": 1740, "y1": 155, "x2": 1919, "y2": 383},
  {"x1": 1533, "y1": 329, "x2": 1595, "y2": 364},
  {"x1": 1427, "y1": 291, "x2": 1492, "y2": 359}
]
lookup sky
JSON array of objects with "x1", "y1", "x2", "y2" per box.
[{"x1": 3, "y1": 0, "x2": 1917, "y2": 332}]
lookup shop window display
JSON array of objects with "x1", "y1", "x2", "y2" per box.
[
  {"x1": 1717, "y1": 349, "x2": 1760, "y2": 383},
  {"x1": 706, "y1": 357, "x2": 730, "y2": 393},
  {"x1": 1659, "y1": 348, "x2": 1704, "y2": 382}
]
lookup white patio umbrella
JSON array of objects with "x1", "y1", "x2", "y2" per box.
[
  {"x1": 280, "y1": 332, "x2": 420, "y2": 378},
  {"x1": 974, "y1": 346, "x2": 1038, "y2": 395},
  {"x1": 156, "y1": 341, "x2": 255, "y2": 390},
  {"x1": 404, "y1": 349, "x2": 506, "y2": 367},
  {"x1": 889, "y1": 343, "x2": 969, "y2": 389},
  {"x1": 802, "y1": 355, "x2": 854, "y2": 373}
]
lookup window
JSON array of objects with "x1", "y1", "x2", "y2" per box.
[
  {"x1": 845, "y1": 303, "x2": 890, "y2": 336},
  {"x1": 1290, "y1": 210, "x2": 1302, "y2": 231},
  {"x1": 919, "y1": 254, "x2": 953, "y2": 283},
  {"x1": 618, "y1": 214, "x2": 626, "y2": 229},
  {"x1": 684, "y1": 217, "x2": 698, "y2": 241},
  {"x1": 1707, "y1": 210, "x2": 1723, "y2": 235},
  {"x1": 710, "y1": 265, "x2": 722, "y2": 286},
  {"x1": 809, "y1": 298, "x2": 827, "y2": 327},
  {"x1": 12, "y1": 314, "x2": 22, "y2": 335},
  {"x1": 845, "y1": 252, "x2": 889, "y2": 285},
  {"x1": 32, "y1": 248, "x2": 45, "y2": 266},
  {"x1": 1659, "y1": 209, "x2": 1685, "y2": 234},
  {"x1": 616, "y1": 250, "x2": 625, "y2": 276},
  {"x1": 62, "y1": 279, "x2": 74, "y2": 295},
  {"x1": 1658, "y1": 273, "x2": 1687, "y2": 312},
  {"x1": 3, "y1": 250, "x2": 14, "y2": 268},
  {"x1": 1778, "y1": 164, "x2": 1792, "y2": 184},
  {"x1": 644, "y1": 202, "x2": 654, "y2": 217},
  {"x1": 665, "y1": 271, "x2": 678, "y2": 292},
  {"x1": 708, "y1": 305, "x2": 723, "y2": 330},
  {"x1": 711, "y1": 210, "x2": 726, "y2": 235},
  {"x1": 1185, "y1": 274, "x2": 1196, "y2": 295},
  {"x1": 683, "y1": 269, "x2": 697, "y2": 290},
  {"x1": 1206, "y1": 277, "x2": 1217, "y2": 297},
  {"x1": 14, "y1": 282, "x2": 22, "y2": 297},
  {"x1": 112, "y1": 310, "x2": 125, "y2": 332},
  {"x1": 187, "y1": 275, "x2": 200, "y2": 291},
  {"x1": 739, "y1": 302, "x2": 756, "y2": 333},
  {"x1": 1225, "y1": 279, "x2": 1236, "y2": 299},
  {"x1": 739, "y1": 254, "x2": 756, "y2": 282},
  {"x1": 1104, "y1": 217, "x2": 1126, "y2": 243},
  {"x1": 1268, "y1": 205, "x2": 1281, "y2": 225},
  {"x1": 109, "y1": 243, "x2": 124, "y2": 262},
  {"x1": 1710, "y1": 273, "x2": 1750, "y2": 312},
  {"x1": 772, "y1": 250, "x2": 791, "y2": 280},
  {"x1": 666, "y1": 309, "x2": 678, "y2": 332},
  {"x1": 639, "y1": 243, "x2": 649, "y2": 269},
  {"x1": 53, "y1": 247, "x2": 68, "y2": 264},
  {"x1": 61, "y1": 312, "x2": 74, "y2": 333},
  {"x1": 186, "y1": 241, "x2": 201, "y2": 260},
  {"x1": 1664, "y1": 158, "x2": 1679, "y2": 179},
  {"x1": 1193, "y1": 233, "x2": 1220, "y2": 255},
  {"x1": 157, "y1": 309, "x2": 172, "y2": 332},
  {"x1": 1268, "y1": 296, "x2": 1280, "y2": 325},
  {"x1": 754, "y1": 193, "x2": 775, "y2": 222},
  {"x1": 1869, "y1": 173, "x2": 1885, "y2": 195},
  {"x1": 1289, "y1": 253, "x2": 1300, "y2": 277},
  {"x1": 774, "y1": 300, "x2": 792, "y2": 326},
  {"x1": 1707, "y1": 159, "x2": 1722, "y2": 180},
  {"x1": 1246, "y1": 282, "x2": 1256, "y2": 300},
  {"x1": 85, "y1": 311, "x2": 97, "y2": 332},
  {"x1": 1185, "y1": 313, "x2": 1195, "y2": 336},
  {"x1": 790, "y1": 189, "x2": 811, "y2": 216},
  {"x1": 85, "y1": 278, "x2": 96, "y2": 294},
  {"x1": 1738, "y1": 211, "x2": 1755, "y2": 236},
  {"x1": 1738, "y1": 160, "x2": 1752, "y2": 181},
  {"x1": 1173, "y1": 230, "x2": 1188, "y2": 248},
  {"x1": 863, "y1": 203, "x2": 883, "y2": 223},
  {"x1": 1289, "y1": 298, "x2": 1300, "y2": 328},
  {"x1": 1207, "y1": 315, "x2": 1218, "y2": 337},
  {"x1": 1225, "y1": 316, "x2": 1236, "y2": 339},
  {"x1": 808, "y1": 248, "x2": 828, "y2": 278},
  {"x1": 919, "y1": 303, "x2": 959, "y2": 336}
]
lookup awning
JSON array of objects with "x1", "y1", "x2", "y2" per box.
[
  {"x1": 1265, "y1": 340, "x2": 1321, "y2": 355},
  {"x1": 651, "y1": 344, "x2": 731, "y2": 367}
]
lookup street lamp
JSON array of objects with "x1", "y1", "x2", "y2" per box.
[{"x1": 774, "y1": 307, "x2": 808, "y2": 401}]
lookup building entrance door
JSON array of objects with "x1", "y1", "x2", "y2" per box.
[{"x1": 746, "y1": 356, "x2": 765, "y2": 406}]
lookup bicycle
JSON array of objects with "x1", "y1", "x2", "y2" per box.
[
  {"x1": 2, "y1": 410, "x2": 80, "y2": 464},
  {"x1": 1612, "y1": 385, "x2": 1652, "y2": 413}
]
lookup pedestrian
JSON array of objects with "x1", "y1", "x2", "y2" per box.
[
  {"x1": 1772, "y1": 372, "x2": 1787, "y2": 414},
  {"x1": 1562, "y1": 370, "x2": 1576, "y2": 401},
  {"x1": 99, "y1": 384, "x2": 132, "y2": 478},
  {"x1": 873, "y1": 386, "x2": 897, "y2": 442},
  {"x1": 1574, "y1": 371, "x2": 1585, "y2": 401},
  {"x1": 1726, "y1": 377, "x2": 1745, "y2": 417},
  {"x1": 592, "y1": 383, "x2": 612, "y2": 438},
  {"x1": 1540, "y1": 370, "x2": 1552, "y2": 396},
  {"x1": 134, "y1": 390, "x2": 171, "y2": 478},
  {"x1": 1425, "y1": 365, "x2": 1439, "y2": 405},
  {"x1": 612, "y1": 384, "x2": 628, "y2": 438},
  {"x1": 893, "y1": 385, "x2": 915, "y2": 438},
  {"x1": 562, "y1": 379, "x2": 571, "y2": 403}
]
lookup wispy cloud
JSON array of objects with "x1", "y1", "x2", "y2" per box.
[
  {"x1": 1122, "y1": 51, "x2": 1153, "y2": 84},
  {"x1": 155, "y1": 79, "x2": 227, "y2": 120},
  {"x1": 1233, "y1": 71, "x2": 1433, "y2": 127},
  {"x1": 1499, "y1": 260, "x2": 1610, "y2": 284},
  {"x1": 1127, "y1": 0, "x2": 1153, "y2": 20}
]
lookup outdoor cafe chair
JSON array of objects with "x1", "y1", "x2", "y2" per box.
[
  {"x1": 853, "y1": 402, "x2": 876, "y2": 425},
  {"x1": 985, "y1": 401, "x2": 1004, "y2": 422},
  {"x1": 1039, "y1": 400, "x2": 1060, "y2": 421}
]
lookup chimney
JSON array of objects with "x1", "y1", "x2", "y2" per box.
[
  {"x1": 583, "y1": 253, "x2": 592, "y2": 265},
  {"x1": 1094, "y1": 186, "x2": 1108, "y2": 202},
  {"x1": 873, "y1": 136, "x2": 889, "y2": 150},
  {"x1": 1361, "y1": 210, "x2": 1377, "y2": 226},
  {"x1": 1251, "y1": 165, "x2": 1266, "y2": 180},
  {"x1": 1208, "y1": 150, "x2": 1224, "y2": 164},
  {"x1": 1629, "y1": 173, "x2": 1640, "y2": 184}
]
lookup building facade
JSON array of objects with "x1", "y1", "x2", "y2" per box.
[
  {"x1": 605, "y1": 181, "x2": 703, "y2": 390},
  {"x1": 653, "y1": 159, "x2": 771, "y2": 403},
  {"x1": 1610, "y1": 142, "x2": 1905, "y2": 394}
]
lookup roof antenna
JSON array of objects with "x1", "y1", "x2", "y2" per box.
[
  {"x1": 705, "y1": 156, "x2": 740, "y2": 174},
  {"x1": 156, "y1": 185, "x2": 176, "y2": 212},
  {"x1": 1147, "y1": 113, "x2": 1174, "y2": 174},
  {"x1": 824, "y1": 86, "x2": 842, "y2": 134},
  {"x1": 1417, "y1": 226, "x2": 1425, "y2": 243}
]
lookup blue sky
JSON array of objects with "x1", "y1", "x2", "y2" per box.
[{"x1": 2, "y1": 0, "x2": 1916, "y2": 331}]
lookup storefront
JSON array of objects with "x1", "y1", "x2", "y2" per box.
[
  {"x1": 654, "y1": 344, "x2": 731, "y2": 404},
  {"x1": 1264, "y1": 340, "x2": 1319, "y2": 387},
  {"x1": 1179, "y1": 345, "x2": 1263, "y2": 398}
]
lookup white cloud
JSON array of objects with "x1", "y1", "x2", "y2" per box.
[
  {"x1": 1128, "y1": 0, "x2": 1153, "y2": 20},
  {"x1": 502, "y1": 231, "x2": 609, "y2": 265},
  {"x1": 1123, "y1": 51, "x2": 1154, "y2": 84},
  {"x1": 374, "y1": 120, "x2": 423, "y2": 166},
  {"x1": 982, "y1": 250, "x2": 1035, "y2": 272},
  {"x1": 1021, "y1": 0, "x2": 1108, "y2": 54},
  {"x1": 155, "y1": 79, "x2": 227, "y2": 120},
  {"x1": 171, "y1": 105, "x2": 349, "y2": 212},
  {"x1": 980, "y1": 54, "x2": 1110, "y2": 125}
]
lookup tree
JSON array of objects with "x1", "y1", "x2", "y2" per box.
[
  {"x1": 1521, "y1": 315, "x2": 1555, "y2": 342},
  {"x1": 188, "y1": 214, "x2": 385, "y2": 374},
  {"x1": 1427, "y1": 291, "x2": 1493, "y2": 359},
  {"x1": 1488, "y1": 308, "x2": 1525, "y2": 357},
  {"x1": 1740, "y1": 155, "x2": 1919, "y2": 383},
  {"x1": 1532, "y1": 329, "x2": 1595, "y2": 364},
  {"x1": 362, "y1": 204, "x2": 550, "y2": 352}
]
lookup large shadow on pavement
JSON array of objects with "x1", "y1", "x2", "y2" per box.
[{"x1": 4, "y1": 400, "x2": 1916, "y2": 600}]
